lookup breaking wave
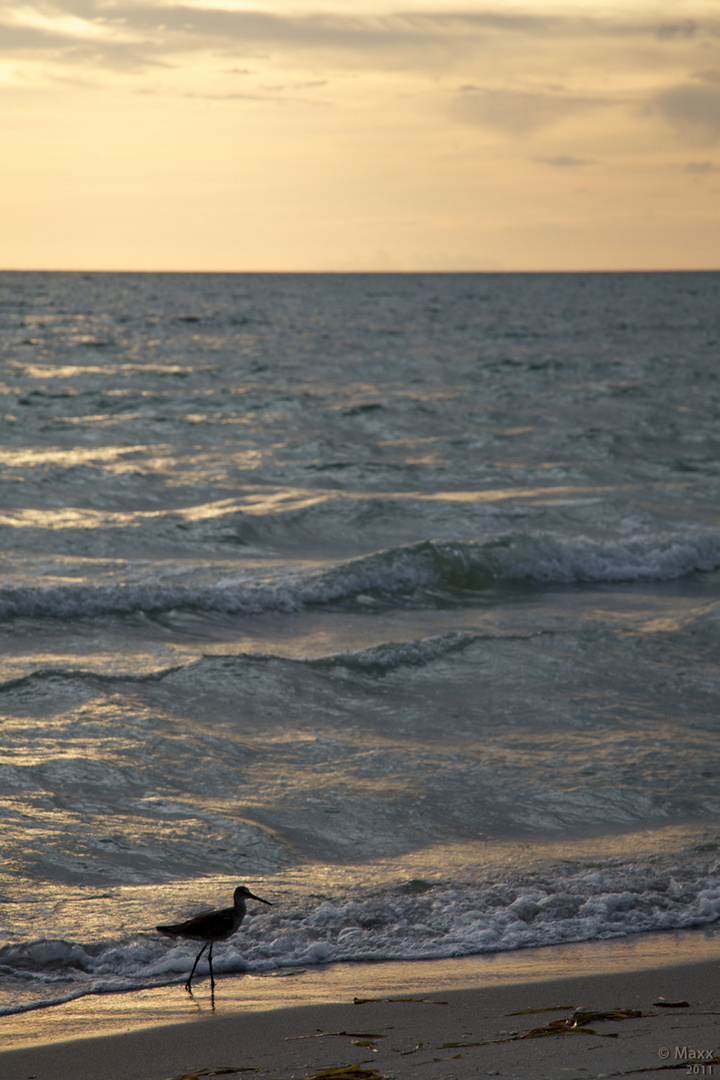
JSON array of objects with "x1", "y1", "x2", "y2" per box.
[
  {"x1": 3, "y1": 862, "x2": 720, "y2": 1017},
  {"x1": 1, "y1": 529, "x2": 719, "y2": 622}
]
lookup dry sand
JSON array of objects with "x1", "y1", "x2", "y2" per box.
[{"x1": 2, "y1": 931, "x2": 720, "y2": 1080}]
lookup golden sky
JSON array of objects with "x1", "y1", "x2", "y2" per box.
[{"x1": 1, "y1": 0, "x2": 719, "y2": 270}]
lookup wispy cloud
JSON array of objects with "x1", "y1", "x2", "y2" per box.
[
  {"x1": 685, "y1": 159, "x2": 717, "y2": 171},
  {"x1": 537, "y1": 155, "x2": 593, "y2": 167},
  {"x1": 453, "y1": 87, "x2": 609, "y2": 136},
  {"x1": 655, "y1": 19, "x2": 698, "y2": 39},
  {"x1": 2, "y1": 4, "x2": 719, "y2": 70},
  {"x1": 650, "y1": 78, "x2": 720, "y2": 142}
]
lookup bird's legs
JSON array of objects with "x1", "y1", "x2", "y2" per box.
[
  {"x1": 208, "y1": 943, "x2": 216, "y2": 1009},
  {"x1": 185, "y1": 942, "x2": 208, "y2": 993}
]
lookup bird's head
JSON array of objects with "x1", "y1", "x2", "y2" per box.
[{"x1": 234, "y1": 885, "x2": 272, "y2": 906}]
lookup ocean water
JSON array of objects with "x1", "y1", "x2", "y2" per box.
[{"x1": 1, "y1": 269, "x2": 720, "y2": 1016}]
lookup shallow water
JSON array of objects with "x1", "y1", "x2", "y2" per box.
[{"x1": 1, "y1": 270, "x2": 719, "y2": 1014}]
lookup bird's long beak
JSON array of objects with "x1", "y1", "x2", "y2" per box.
[{"x1": 248, "y1": 891, "x2": 272, "y2": 905}]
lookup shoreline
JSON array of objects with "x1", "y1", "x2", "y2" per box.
[{"x1": 2, "y1": 929, "x2": 720, "y2": 1080}]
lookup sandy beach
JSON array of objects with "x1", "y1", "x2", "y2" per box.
[{"x1": 2, "y1": 931, "x2": 720, "y2": 1080}]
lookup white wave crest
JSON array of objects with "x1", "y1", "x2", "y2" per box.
[
  {"x1": 3, "y1": 867, "x2": 720, "y2": 1017},
  {"x1": 1, "y1": 530, "x2": 719, "y2": 621}
]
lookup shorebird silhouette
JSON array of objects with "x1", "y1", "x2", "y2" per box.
[{"x1": 157, "y1": 885, "x2": 272, "y2": 994}]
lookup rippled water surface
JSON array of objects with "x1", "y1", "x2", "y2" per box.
[{"x1": 1, "y1": 270, "x2": 720, "y2": 1014}]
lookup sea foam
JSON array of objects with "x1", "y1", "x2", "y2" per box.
[
  {"x1": 2, "y1": 865, "x2": 720, "y2": 1017},
  {"x1": 1, "y1": 530, "x2": 719, "y2": 621}
]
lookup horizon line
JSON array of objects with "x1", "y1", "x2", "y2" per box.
[{"x1": 1, "y1": 267, "x2": 719, "y2": 275}]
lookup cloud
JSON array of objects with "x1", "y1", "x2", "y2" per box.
[
  {"x1": 695, "y1": 69, "x2": 720, "y2": 85},
  {"x1": 453, "y1": 87, "x2": 606, "y2": 136},
  {"x1": 656, "y1": 19, "x2": 697, "y2": 40},
  {"x1": 0, "y1": 7, "x2": 542, "y2": 62},
  {"x1": 536, "y1": 155, "x2": 593, "y2": 167},
  {"x1": 650, "y1": 81, "x2": 720, "y2": 141},
  {"x1": 685, "y1": 159, "x2": 717, "y2": 171},
  {"x1": 2, "y1": 4, "x2": 720, "y2": 72}
]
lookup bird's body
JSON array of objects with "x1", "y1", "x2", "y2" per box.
[
  {"x1": 157, "y1": 885, "x2": 271, "y2": 994},
  {"x1": 158, "y1": 894, "x2": 250, "y2": 943}
]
